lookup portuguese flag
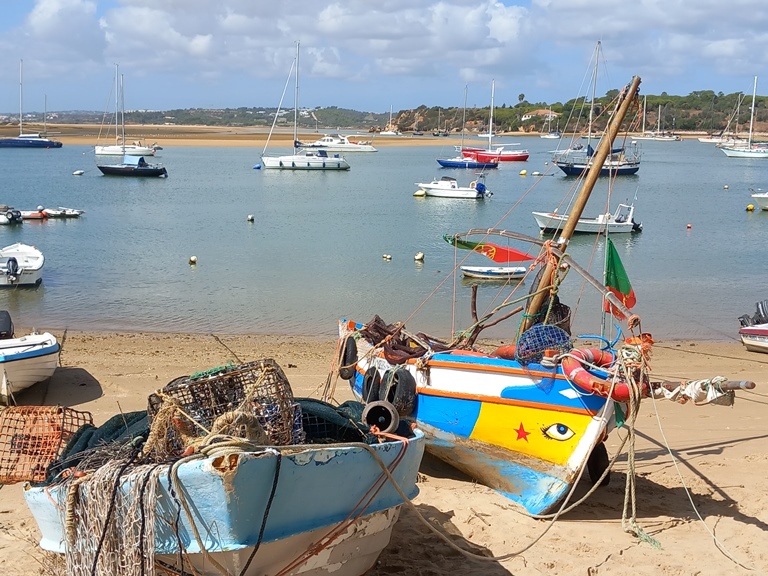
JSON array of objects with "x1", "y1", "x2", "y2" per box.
[
  {"x1": 604, "y1": 237, "x2": 636, "y2": 318},
  {"x1": 443, "y1": 235, "x2": 533, "y2": 263}
]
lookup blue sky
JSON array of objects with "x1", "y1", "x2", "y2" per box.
[{"x1": 1, "y1": 0, "x2": 767, "y2": 115}]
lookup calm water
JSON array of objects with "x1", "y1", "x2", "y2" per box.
[{"x1": 0, "y1": 137, "x2": 765, "y2": 341}]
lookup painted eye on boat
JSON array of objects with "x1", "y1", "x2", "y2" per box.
[{"x1": 542, "y1": 423, "x2": 575, "y2": 441}]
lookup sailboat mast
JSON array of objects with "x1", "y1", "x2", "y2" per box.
[
  {"x1": 587, "y1": 42, "x2": 599, "y2": 141},
  {"x1": 113, "y1": 64, "x2": 119, "y2": 146},
  {"x1": 641, "y1": 96, "x2": 646, "y2": 133},
  {"x1": 488, "y1": 79, "x2": 495, "y2": 150},
  {"x1": 120, "y1": 73, "x2": 126, "y2": 153},
  {"x1": 523, "y1": 75, "x2": 642, "y2": 331},
  {"x1": 747, "y1": 76, "x2": 757, "y2": 148},
  {"x1": 461, "y1": 85, "x2": 467, "y2": 149},
  {"x1": 18, "y1": 60, "x2": 23, "y2": 136},
  {"x1": 293, "y1": 42, "x2": 300, "y2": 153}
]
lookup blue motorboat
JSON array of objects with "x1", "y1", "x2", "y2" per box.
[{"x1": 436, "y1": 156, "x2": 498, "y2": 169}]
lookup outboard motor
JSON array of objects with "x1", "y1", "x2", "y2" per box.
[
  {"x1": 0, "y1": 310, "x2": 14, "y2": 339},
  {"x1": 475, "y1": 181, "x2": 486, "y2": 194},
  {"x1": 5, "y1": 257, "x2": 19, "y2": 281},
  {"x1": 631, "y1": 219, "x2": 643, "y2": 232}
]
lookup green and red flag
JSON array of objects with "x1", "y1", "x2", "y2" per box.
[
  {"x1": 604, "y1": 237, "x2": 636, "y2": 318},
  {"x1": 443, "y1": 234, "x2": 533, "y2": 263}
]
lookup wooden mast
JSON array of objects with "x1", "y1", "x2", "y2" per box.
[{"x1": 522, "y1": 75, "x2": 641, "y2": 331}]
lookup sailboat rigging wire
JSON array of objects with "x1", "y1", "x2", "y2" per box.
[{"x1": 262, "y1": 57, "x2": 296, "y2": 155}]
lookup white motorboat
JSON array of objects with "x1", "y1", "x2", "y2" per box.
[
  {"x1": 415, "y1": 176, "x2": 491, "y2": 199},
  {"x1": 0, "y1": 243, "x2": 45, "y2": 287},
  {"x1": 42, "y1": 207, "x2": 85, "y2": 218},
  {"x1": 460, "y1": 265, "x2": 527, "y2": 280},
  {"x1": 739, "y1": 323, "x2": 768, "y2": 353},
  {"x1": 738, "y1": 300, "x2": 768, "y2": 353},
  {"x1": 296, "y1": 134, "x2": 377, "y2": 152},
  {"x1": 532, "y1": 203, "x2": 642, "y2": 234},
  {"x1": 750, "y1": 188, "x2": 768, "y2": 210},
  {"x1": 0, "y1": 311, "x2": 60, "y2": 404}
]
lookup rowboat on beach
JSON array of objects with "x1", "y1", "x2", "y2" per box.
[
  {"x1": 7, "y1": 359, "x2": 425, "y2": 575},
  {"x1": 0, "y1": 310, "x2": 60, "y2": 405},
  {"x1": 332, "y1": 75, "x2": 755, "y2": 519}
]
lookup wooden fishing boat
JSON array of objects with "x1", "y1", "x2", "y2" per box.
[
  {"x1": 334, "y1": 75, "x2": 754, "y2": 516},
  {"x1": 10, "y1": 359, "x2": 425, "y2": 575}
]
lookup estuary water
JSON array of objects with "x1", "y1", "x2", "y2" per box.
[{"x1": 0, "y1": 137, "x2": 765, "y2": 341}]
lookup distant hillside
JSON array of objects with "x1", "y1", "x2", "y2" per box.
[{"x1": 2, "y1": 89, "x2": 766, "y2": 135}]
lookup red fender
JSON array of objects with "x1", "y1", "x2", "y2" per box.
[{"x1": 561, "y1": 348, "x2": 633, "y2": 403}]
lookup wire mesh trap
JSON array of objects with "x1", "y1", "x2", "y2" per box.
[
  {"x1": 0, "y1": 406, "x2": 93, "y2": 484},
  {"x1": 146, "y1": 358, "x2": 303, "y2": 457}
]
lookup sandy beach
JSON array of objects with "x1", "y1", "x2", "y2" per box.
[
  {"x1": 0, "y1": 328, "x2": 766, "y2": 575},
  {"x1": 1, "y1": 122, "x2": 766, "y2": 574}
]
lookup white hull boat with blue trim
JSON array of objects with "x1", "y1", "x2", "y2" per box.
[
  {"x1": 0, "y1": 243, "x2": 45, "y2": 287},
  {"x1": 0, "y1": 326, "x2": 60, "y2": 404}
]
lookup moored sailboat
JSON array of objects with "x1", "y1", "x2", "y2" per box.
[
  {"x1": 720, "y1": 76, "x2": 768, "y2": 158},
  {"x1": 260, "y1": 43, "x2": 351, "y2": 171}
]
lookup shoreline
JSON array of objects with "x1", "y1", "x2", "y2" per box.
[
  {"x1": 2, "y1": 123, "x2": 758, "y2": 148},
  {"x1": 0, "y1": 330, "x2": 766, "y2": 574}
]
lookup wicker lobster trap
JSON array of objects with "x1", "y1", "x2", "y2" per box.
[
  {"x1": 147, "y1": 359, "x2": 303, "y2": 457},
  {"x1": 0, "y1": 406, "x2": 93, "y2": 484}
]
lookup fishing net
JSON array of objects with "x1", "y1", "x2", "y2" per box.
[
  {"x1": 145, "y1": 358, "x2": 302, "y2": 459},
  {"x1": 64, "y1": 460, "x2": 163, "y2": 576},
  {"x1": 0, "y1": 406, "x2": 93, "y2": 484}
]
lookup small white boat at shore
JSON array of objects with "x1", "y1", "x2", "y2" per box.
[
  {"x1": 0, "y1": 311, "x2": 60, "y2": 404},
  {"x1": 532, "y1": 203, "x2": 642, "y2": 235},
  {"x1": 0, "y1": 243, "x2": 45, "y2": 287}
]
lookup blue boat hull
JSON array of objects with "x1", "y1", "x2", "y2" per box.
[
  {"x1": 24, "y1": 430, "x2": 425, "y2": 575},
  {"x1": 436, "y1": 158, "x2": 498, "y2": 169},
  {"x1": 340, "y1": 319, "x2": 614, "y2": 515},
  {"x1": 0, "y1": 137, "x2": 62, "y2": 148}
]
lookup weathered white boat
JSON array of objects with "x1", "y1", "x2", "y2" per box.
[
  {"x1": 13, "y1": 359, "x2": 425, "y2": 576},
  {"x1": 0, "y1": 312, "x2": 60, "y2": 404},
  {"x1": 532, "y1": 203, "x2": 642, "y2": 234},
  {"x1": 0, "y1": 243, "x2": 45, "y2": 287}
]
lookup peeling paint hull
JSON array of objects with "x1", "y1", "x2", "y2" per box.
[
  {"x1": 24, "y1": 432, "x2": 425, "y2": 575},
  {"x1": 341, "y1": 319, "x2": 614, "y2": 515}
]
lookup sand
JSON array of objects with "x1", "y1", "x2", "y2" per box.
[{"x1": 0, "y1": 329, "x2": 766, "y2": 575}]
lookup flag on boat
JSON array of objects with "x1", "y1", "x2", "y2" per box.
[
  {"x1": 604, "y1": 237, "x2": 636, "y2": 318},
  {"x1": 443, "y1": 234, "x2": 533, "y2": 263}
]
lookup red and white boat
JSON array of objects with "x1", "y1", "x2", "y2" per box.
[
  {"x1": 739, "y1": 324, "x2": 768, "y2": 353},
  {"x1": 461, "y1": 145, "x2": 530, "y2": 162},
  {"x1": 738, "y1": 300, "x2": 768, "y2": 353},
  {"x1": 459, "y1": 80, "x2": 529, "y2": 162}
]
